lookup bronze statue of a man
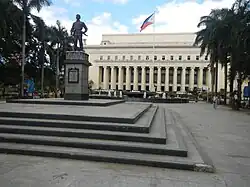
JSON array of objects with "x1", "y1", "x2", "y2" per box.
[{"x1": 71, "y1": 14, "x2": 88, "y2": 51}]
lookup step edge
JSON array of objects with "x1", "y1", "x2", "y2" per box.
[
  {"x1": 0, "y1": 125, "x2": 166, "y2": 144},
  {"x1": 0, "y1": 144, "x2": 214, "y2": 172},
  {"x1": 0, "y1": 133, "x2": 186, "y2": 156}
]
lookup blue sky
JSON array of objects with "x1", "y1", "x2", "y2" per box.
[{"x1": 35, "y1": 0, "x2": 234, "y2": 44}]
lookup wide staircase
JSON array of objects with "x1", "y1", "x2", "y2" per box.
[{"x1": 0, "y1": 99, "x2": 214, "y2": 172}]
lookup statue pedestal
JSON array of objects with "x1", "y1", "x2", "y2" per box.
[{"x1": 64, "y1": 51, "x2": 91, "y2": 100}]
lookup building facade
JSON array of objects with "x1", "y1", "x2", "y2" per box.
[{"x1": 85, "y1": 33, "x2": 226, "y2": 92}]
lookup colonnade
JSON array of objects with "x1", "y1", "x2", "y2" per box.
[{"x1": 96, "y1": 66, "x2": 212, "y2": 92}]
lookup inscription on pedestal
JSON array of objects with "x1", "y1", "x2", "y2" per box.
[
  {"x1": 68, "y1": 68, "x2": 79, "y2": 83},
  {"x1": 66, "y1": 51, "x2": 89, "y2": 61},
  {"x1": 64, "y1": 51, "x2": 91, "y2": 100}
]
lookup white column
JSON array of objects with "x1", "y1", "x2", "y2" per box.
[
  {"x1": 173, "y1": 67, "x2": 178, "y2": 92},
  {"x1": 189, "y1": 67, "x2": 195, "y2": 91},
  {"x1": 157, "y1": 67, "x2": 161, "y2": 92},
  {"x1": 103, "y1": 66, "x2": 109, "y2": 89},
  {"x1": 126, "y1": 66, "x2": 130, "y2": 90},
  {"x1": 218, "y1": 63, "x2": 222, "y2": 91},
  {"x1": 133, "y1": 66, "x2": 138, "y2": 91},
  {"x1": 149, "y1": 66, "x2": 154, "y2": 91},
  {"x1": 165, "y1": 67, "x2": 169, "y2": 91},
  {"x1": 198, "y1": 67, "x2": 203, "y2": 89},
  {"x1": 111, "y1": 66, "x2": 116, "y2": 89},
  {"x1": 96, "y1": 66, "x2": 100, "y2": 89},
  {"x1": 118, "y1": 66, "x2": 123, "y2": 90},
  {"x1": 181, "y1": 67, "x2": 186, "y2": 92},
  {"x1": 141, "y1": 66, "x2": 146, "y2": 91}
]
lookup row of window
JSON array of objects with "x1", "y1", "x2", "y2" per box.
[
  {"x1": 100, "y1": 68, "x2": 207, "y2": 85},
  {"x1": 99, "y1": 55, "x2": 208, "y2": 61}
]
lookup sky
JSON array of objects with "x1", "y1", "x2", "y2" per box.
[{"x1": 33, "y1": 0, "x2": 235, "y2": 45}]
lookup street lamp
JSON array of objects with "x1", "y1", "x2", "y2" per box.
[
  {"x1": 59, "y1": 66, "x2": 65, "y2": 78},
  {"x1": 58, "y1": 66, "x2": 65, "y2": 97}
]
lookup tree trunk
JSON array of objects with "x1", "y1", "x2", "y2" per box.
[
  {"x1": 224, "y1": 62, "x2": 227, "y2": 105},
  {"x1": 21, "y1": 14, "x2": 26, "y2": 97},
  {"x1": 55, "y1": 46, "x2": 60, "y2": 96},
  {"x1": 215, "y1": 61, "x2": 218, "y2": 94},
  {"x1": 229, "y1": 64, "x2": 235, "y2": 108},
  {"x1": 211, "y1": 67, "x2": 215, "y2": 94},
  {"x1": 237, "y1": 73, "x2": 242, "y2": 109},
  {"x1": 41, "y1": 42, "x2": 45, "y2": 98}
]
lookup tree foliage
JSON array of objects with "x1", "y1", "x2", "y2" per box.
[
  {"x1": 194, "y1": 0, "x2": 250, "y2": 107},
  {"x1": 0, "y1": 0, "x2": 73, "y2": 90}
]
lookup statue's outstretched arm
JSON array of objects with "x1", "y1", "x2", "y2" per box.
[{"x1": 83, "y1": 22, "x2": 88, "y2": 33}]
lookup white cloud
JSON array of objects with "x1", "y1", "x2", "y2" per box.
[
  {"x1": 92, "y1": 0, "x2": 129, "y2": 4},
  {"x1": 32, "y1": 0, "x2": 235, "y2": 46},
  {"x1": 132, "y1": 0, "x2": 235, "y2": 33},
  {"x1": 87, "y1": 12, "x2": 128, "y2": 44},
  {"x1": 32, "y1": 7, "x2": 128, "y2": 45},
  {"x1": 63, "y1": 0, "x2": 81, "y2": 6}
]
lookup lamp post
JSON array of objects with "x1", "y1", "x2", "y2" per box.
[{"x1": 59, "y1": 66, "x2": 65, "y2": 97}]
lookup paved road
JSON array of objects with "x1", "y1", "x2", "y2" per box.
[{"x1": 0, "y1": 102, "x2": 249, "y2": 187}]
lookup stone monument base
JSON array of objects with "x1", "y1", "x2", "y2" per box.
[
  {"x1": 64, "y1": 93, "x2": 89, "y2": 100},
  {"x1": 64, "y1": 51, "x2": 91, "y2": 101}
]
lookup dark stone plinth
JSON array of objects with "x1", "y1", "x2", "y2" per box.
[
  {"x1": 64, "y1": 51, "x2": 91, "y2": 101},
  {"x1": 64, "y1": 93, "x2": 89, "y2": 100}
]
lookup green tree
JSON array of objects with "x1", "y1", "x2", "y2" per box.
[
  {"x1": 0, "y1": 0, "x2": 23, "y2": 59},
  {"x1": 48, "y1": 20, "x2": 73, "y2": 90},
  {"x1": 194, "y1": 10, "x2": 220, "y2": 94},
  {"x1": 32, "y1": 16, "x2": 48, "y2": 96},
  {"x1": 13, "y1": 0, "x2": 52, "y2": 96},
  {"x1": 195, "y1": 0, "x2": 250, "y2": 109}
]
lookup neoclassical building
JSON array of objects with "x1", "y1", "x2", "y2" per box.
[{"x1": 85, "y1": 33, "x2": 226, "y2": 92}]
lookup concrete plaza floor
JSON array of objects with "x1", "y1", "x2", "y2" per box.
[{"x1": 0, "y1": 102, "x2": 250, "y2": 187}]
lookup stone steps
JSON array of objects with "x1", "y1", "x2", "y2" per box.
[
  {"x1": 0, "y1": 103, "x2": 152, "y2": 124},
  {"x1": 0, "y1": 101, "x2": 214, "y2": 172},
  {"x1": 0, "y1": 107, "x2": 174, "y2": 156},
  {"x1": 0, "y1": 106, "x2": 165, "y2": 144},
  {"x1": 0, "y1": 105, "x2": 157, "y2": 133},
  {"x1": 0, "y1": 142, "x2": 212, "y2": 172},
  {"x1": 6, "y1": 98, "x2": 125, "y2": 106},
  {"x1": 0, "y1": 133, "x2": 186, "y2": 156},
  {"x1": 0, "y1": 124, "x2": 165, "y2": 144}
]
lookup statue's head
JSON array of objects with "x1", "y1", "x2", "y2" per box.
[{"x1": 76, "y1": 14, "x2": 81, "y2": 20}]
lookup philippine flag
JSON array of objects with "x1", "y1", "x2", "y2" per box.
[{"x1": 140, "y1": 12, "x2": 155, "y2": 32}]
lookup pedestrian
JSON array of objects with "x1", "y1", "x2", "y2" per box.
[
  {"x1": 213, "y1": 95, "x2": 218, "y2": 109},
  {"x1": 234, "y1": 92, "x2": 239, "y2": 110}
]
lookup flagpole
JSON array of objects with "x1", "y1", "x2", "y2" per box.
[
  {"x1": 152, "y1": 11, "x2": 155, "y2": 64},
  {"x1": 152, "y1": 10, "x2": 156, "y2": 92}
]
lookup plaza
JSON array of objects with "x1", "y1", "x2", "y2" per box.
[
  {"x1": 85, "y1": 33, "x2": 226, "y2": 92},
  {"x1": 0, "y1": 103, "x2": 249, "y2": 187},
  {"x1": 1, "y1": 0, "x2": 250, "y2": 186}
]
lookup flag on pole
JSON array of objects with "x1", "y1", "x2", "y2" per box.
[{"x1": 140, "y1": 12, "x2": 155, "y2": 32}]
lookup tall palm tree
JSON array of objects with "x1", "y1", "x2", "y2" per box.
[
  {"x1": 194, "y1": 12, "x2": 219, "y2": 94},
  {"x1": 230, "y1": 0, "x2": 250, "y2": 107},
  {"x1": 0, "y1": 0, "x2": 23, "y2": 58},
  {"x1": 214, "y1": 9, "x2": 234, "y2": 104},
  {"x1": 13, "y1": 0, "x2": 52, "y2": 96},
  {"x1": 195, "y1": 0, "x2": 250, "y2": 108},
  {"x1": 32, "y1": 15, "x2": 48, "y2": 96},
  {"x1": 49, "y1": 20, "x2": 71, "y2": 91},
  {"x1": 194, "y1": 8, "x2": 234, "y2": 102}
]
